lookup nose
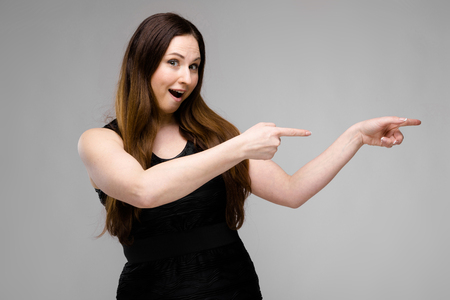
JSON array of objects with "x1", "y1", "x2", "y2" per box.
[{"x1": 178, "y1": 67, "x2": 192, "y2": 85}]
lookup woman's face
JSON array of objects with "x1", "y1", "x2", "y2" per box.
[{"x1": 151, "y1": 35, "x2": 201, "y2": 117}]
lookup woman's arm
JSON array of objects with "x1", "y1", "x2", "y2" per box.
[
  {"x1": 77, "y1": 123, "x2": 310, "y2": 208},
  {"x1": 249, "y1": 117, "x2": 421, "y2": 208}
]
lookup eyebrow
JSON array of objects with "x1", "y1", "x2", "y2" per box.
[{"x1": 167, "y1": 52, "x2": 201, "y2": 62}]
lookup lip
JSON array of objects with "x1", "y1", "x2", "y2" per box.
[
  {"x1": 170, "y1": 93, "x2": 183, "y2": 102},
  {"x1": 169, "y1": 92, "x2": 183, "y2": 102},
  {"x1": 169, "y1": 88, "x2": 186, "y2": 102}
]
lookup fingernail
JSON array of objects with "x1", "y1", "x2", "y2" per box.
[
  {"x1": 393, "y1": 140, "x2": 397, "y2": 145},
  {"x1": 399, "y1": 118, "x2": 407, "y2": 122},
  {"x1": 381, "y1": 137, "x2": 386, "y2": 142},
  {"x1": 306, "y1": 131, "x2": 312, "y2": 136}
]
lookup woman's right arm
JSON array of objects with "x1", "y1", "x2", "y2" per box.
[
  {"x1": 78, "y1": 124, "x2": 309, "y2": 208},
  {"x1": 78, "y1": 127, "x2": 242, "y2": 208}
]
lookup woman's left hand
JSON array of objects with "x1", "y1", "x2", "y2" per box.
[
  {"x1": 356, "y1": 116, "x2": 421, "y2": 148},
  {"x1": 249, "y1": 116, "x2": 421, "y2": 208}
]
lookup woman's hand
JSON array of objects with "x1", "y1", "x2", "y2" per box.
[
  {"x1": 239, "y1": 122, "x2": 311, "y2": 160},
  {"x1": 249, "y1": 116, "x2": 421, "y2": 208},
  {"x1": 355, "y1": 116, "x2": 421, "y2": 148}
]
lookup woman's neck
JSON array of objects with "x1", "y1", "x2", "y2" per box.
[
  {"x1": 160, "y1": 112, "x2": 176, "y2": 127},
  {"x1": 152, "y1": 118, "x2": 186, "y2": 159}
]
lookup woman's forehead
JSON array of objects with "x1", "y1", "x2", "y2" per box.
[{"x1": 164, "y1": 35, "x2": 200, "y2": 59}]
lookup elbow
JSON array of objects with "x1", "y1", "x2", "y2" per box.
[
  {"x1": 131, "y1": 180, "x2": 162, "y2": 209},
  {"x1": 132, "y1": 195, "x2": 152, "y2": 209},
  {"x1": 132, "y1": 190, "x2": 157, "y2": 209},
  {"x1": 288, "y1": 202, "x2": 302, "y2": 209},
  {"x1": 126, "y1": 181, "x2": 152, "y2": 208},
  {"x1": 287, "y1": 197, "x2": 310, "y2": 209},
  {"x1": 289, "y1": 203, "x2": 300, "y2": 209},
  {"x1": 132, "y1": 194, "x2": 157, "y2": 209},
  {"x1": 283, "y1": 183, "x2": 309, "y2": 209}
]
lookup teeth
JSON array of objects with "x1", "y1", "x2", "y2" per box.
[
  {"x1": 169, "y1": 89, "x2": 185, "y2": 98},
  {"x1": 170, "y1": 89, "x2": 184, "y2": 94}
]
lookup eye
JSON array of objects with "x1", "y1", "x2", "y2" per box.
[
  {"x1": 189, "y1": 63, "x2": 199, "y2": 71},
  {"x1": 168, "y1": 59, "x2": 179, "y2": 67}
]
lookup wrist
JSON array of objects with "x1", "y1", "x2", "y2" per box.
[
  {"x1": 345, "y1": 122, "x2": 365, "y2": 149},
  {"x1": 222, "y1": 134, "x2": 247, "y2": 163},
  {"x1": 233, "y1": 133, "x2": 249, "y2": 161}
]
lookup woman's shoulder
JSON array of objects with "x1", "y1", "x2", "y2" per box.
[
  {"x1": 79, "y1": 127, "x2": 122, "y2": 144},
  {"x1": 78, "y1": 124, "x2": 124, "y2": 160},
  {"x1": 78, "y1": 123, "x2": 126, "y2": 190},
  {"x1": 80, "y1": 119, "x2": 120, "y2": 141}
]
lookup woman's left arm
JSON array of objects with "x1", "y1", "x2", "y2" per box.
[{"x1": 249, "y1": 116, "x2": 421, "y2": 208}]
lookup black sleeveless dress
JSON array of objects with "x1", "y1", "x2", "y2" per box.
[{"x1": 95, "y1": 121, "x2": 262, "y2": 300}]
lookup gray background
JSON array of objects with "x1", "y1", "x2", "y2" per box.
[{"x1": 1, "y1": 0, "x2": 448, "y2": 299}]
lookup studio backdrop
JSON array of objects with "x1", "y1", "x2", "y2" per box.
[{"x1": 1, "y1": 1, "x2": 448, "y2": 299}]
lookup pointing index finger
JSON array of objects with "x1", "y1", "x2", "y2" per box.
[
  {"x1": 399, "y1": 118, "x2": 422, "y2": 127},
  {"x1": 275, "y1": 127, "x2": 311, "y2": 137}
]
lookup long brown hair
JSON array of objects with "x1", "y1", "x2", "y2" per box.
[{"x1": 102, "y1": 13, "x2": 251, "y2": 245}]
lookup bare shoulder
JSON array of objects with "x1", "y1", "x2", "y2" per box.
[
  {"x1": 79, "y1": 127, "x2": 122, "y2": 147},
  {"x1": 78, "y1": 128, "x2": 128, "y2": 190},
  {"x1": 78, "y1": 127, "x2": 124, "y2": 161}
]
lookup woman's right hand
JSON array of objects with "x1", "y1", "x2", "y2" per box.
[{"x1": 238, "y1": 122, "x2": 311, "y2": 160}]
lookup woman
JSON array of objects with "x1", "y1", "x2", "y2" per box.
[{"x1": 78, "y1": 13, "x2": 420, "y2": 299}]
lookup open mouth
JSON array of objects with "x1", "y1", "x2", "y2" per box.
[{"x1": 169, "y1": 89, "x2": 185, "y2": 99}]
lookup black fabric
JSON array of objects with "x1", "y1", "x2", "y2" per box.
[
  {"x1": 96, "y1": 121, "x2": 262, "y2": 299},
  {"x1": 116, "y1": 240, "x2": 261, "y2": 300},
  {"x1": 123, "y1": 223, "x2": 240, "y2": 263}
]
